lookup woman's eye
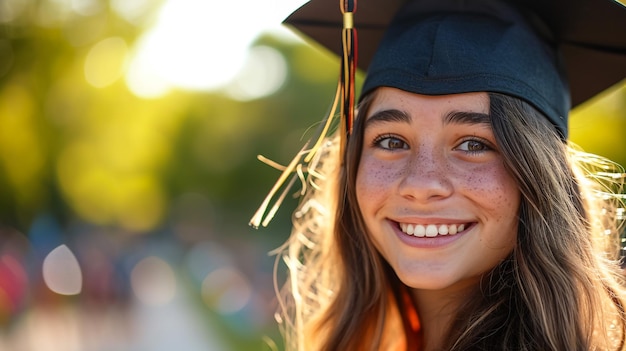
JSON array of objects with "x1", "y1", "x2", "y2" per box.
[
  {"x1": 375, "y1": 136, "x2": 408, "y2": 150},
  {"x1": 456, "y1": 139, "x2": 491, "y2": 153}
]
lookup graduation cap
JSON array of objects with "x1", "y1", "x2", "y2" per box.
[
  {"x1": 250, "y1": 0, "x2": 626, "y2": 228},
  {"x1": 284, "y1": 0, "x2": 626, "y2": 137}
]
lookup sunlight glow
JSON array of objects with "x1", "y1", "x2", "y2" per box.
[{"x1": 126, "y1": 0, "x2": 306, "y2": 98}]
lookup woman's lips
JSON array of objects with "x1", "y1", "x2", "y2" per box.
[
  {"x1": 391, "y1": 221, "x2": 475, "y2": 248},
  {"x1": 398, "y1": 222, "x2": 468, "y2": 237}
]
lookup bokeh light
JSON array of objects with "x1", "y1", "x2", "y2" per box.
[
  {"x1": 130, "y1": 256, "x2": 177, "y2": 306},
  {"x1": 202, "y1": 267, "x2": 252, "y2": 315},
  {"x1": 84, "y1": 37, "x2": 129, "y2": 88},
  {"x1": 42, "y1": 245, "x2": 83, "y2": 296},
  {"x1": 226, "y1": 45, "x2": 288, "y2": 101},
  {"x1": 70, "y1": 0, "x2": 105, "y2": 16},
  {"x1": 185, "y1": 241, "x2": 233, "y2": 285},
  {"x1": 0, "y1": 254, "x2": 27, "y2": 323},
  {"x1": 110, "y1": 0, "x2": 154, "y2": 25}
]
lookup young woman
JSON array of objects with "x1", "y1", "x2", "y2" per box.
[{"x1": 252, "y1": 0, "x2": 626, "y2": 349}]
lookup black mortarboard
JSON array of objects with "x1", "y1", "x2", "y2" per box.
[{"x1": 284, "y1": 0, "x2": 626, "y2": 137}]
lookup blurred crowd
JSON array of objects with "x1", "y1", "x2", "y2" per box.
[{"x1": 0, "y1": 211, "x2": 281, "y2": 351}]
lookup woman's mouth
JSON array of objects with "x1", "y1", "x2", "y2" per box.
[{"x1": 398, "y1": 222, "x2": 471, "y2": 237}]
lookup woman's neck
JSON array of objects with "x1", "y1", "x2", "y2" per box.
[{"x1": 410, "y1": 282, "x2": 477, "y2": 351}]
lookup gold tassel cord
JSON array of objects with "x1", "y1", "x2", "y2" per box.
[
  {"x1": 304, "y1": 81, "x2": 342, "y2": 164},
  {"x1": 340, "y1": 0, "x2": 357, "y2": 136},
  {"x1": 249, "y1": 145, "x2": 309, "y2": 228},
  {"x1": 257, "y1": 155, "x2": 287, "y2": 171},
  {"x1": 249, "y1": 0, "x2": 358, "y2": 228},
  {"x1": 249, "y1": 83, "x2": 342, "y2": 228}
]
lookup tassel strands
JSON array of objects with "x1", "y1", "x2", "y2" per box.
[
  {"x1": 249, "y1": 83, "x2": 341, "y2": 228},
  {"x1": 249, "y1": 0, "x2": 359, "y2": 228}
]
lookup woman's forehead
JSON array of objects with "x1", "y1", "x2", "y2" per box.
[{"x1": 367, "y1": 88, "x2": 490, "y2": 117}]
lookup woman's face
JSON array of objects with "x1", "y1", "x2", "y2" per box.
[{"x1": 356, "y1": 87, "x2": 520, "y2": 292}]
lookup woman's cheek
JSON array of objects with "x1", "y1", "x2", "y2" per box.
[
  {"x1": 455, "y1": 161, "x2": 520, "y2": 223},
  {"x1": 356, "y1": 157, "x2": 399, "y2": 206}
]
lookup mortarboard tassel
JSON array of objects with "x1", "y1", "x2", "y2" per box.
[
  {"x1": 340, "y1": 0, "x2": 357, "y2": 137},
  {"x1": 249, "y1": 0, "x2": 358, "y2": 228}
]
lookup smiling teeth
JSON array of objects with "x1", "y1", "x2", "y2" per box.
[{"x1": 400, "y1": 223, "x2": 466, "y2": 237}]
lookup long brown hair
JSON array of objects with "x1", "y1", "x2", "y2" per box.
[{"x1": 274, "y1": 92, "x2": 626, "y2": 350}]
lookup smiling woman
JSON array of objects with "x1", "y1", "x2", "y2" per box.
[{"x1": 254, "y1": 0, "x2": 626, "y2": 350}]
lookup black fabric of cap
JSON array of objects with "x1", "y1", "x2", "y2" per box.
[{"x1": 361, "y1": 1, "x2": 569, "y2": 135}]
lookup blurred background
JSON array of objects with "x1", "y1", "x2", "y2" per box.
[{"x1": 0, "y1": 0, "x2": 623, "y2": 350}]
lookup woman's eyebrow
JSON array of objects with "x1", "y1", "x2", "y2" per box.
[
  {"x1": 443, "y1": 111, "x2": 491, "y2": 126},
  {"x1": 364, "y1": 109, "x2": 411, "y2": 127}
]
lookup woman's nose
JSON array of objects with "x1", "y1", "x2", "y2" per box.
[{"x1": 397, "y1": 147, "x2": 454, "y2": 202}]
